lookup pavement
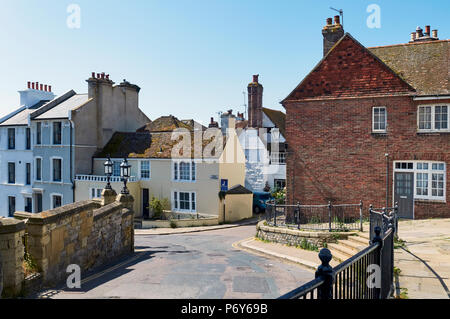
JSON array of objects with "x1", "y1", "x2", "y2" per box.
[
  {"x1": 394, "y1": 218, "x2": 450, "y2": 299},
  {"x1": 37, "y1": 225, "x2": 313, "y2": 299}
]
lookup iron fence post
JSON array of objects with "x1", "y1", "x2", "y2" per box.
[
  {"x1": 359, "y1": 200, "x2": 363, "y2": 232},
  {"x1": 315, "y1": 248, "x2": 334, "y2": 299},
  {"x1": 328, "y1": 201, "x2": 332, "y2": 232},
  {"x1": 394, "y1": 202, "x2": 399, "y2": 239},
  {"x1": 382, "y1": 207, "x2": 387, "y2": 234},
  {"x1": 297, "y1": 202, "x2": 301, "y2": 230},
  {"x1": 371, "y1": 226, "x2": 383, "y2": 299}
]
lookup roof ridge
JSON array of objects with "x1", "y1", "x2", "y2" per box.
[{"x1": 368, "y1": 39, "x2": 450, "y2": 49}]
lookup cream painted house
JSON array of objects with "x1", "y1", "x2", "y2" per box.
[{"x1": 74, "y1": 116, "x2": 252, "y2": 222}]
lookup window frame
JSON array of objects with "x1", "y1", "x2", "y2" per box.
[
  {"x1": 35, "y1": 157, "x2": 42, "y2": 181},
  {"x1": 8, "y1": 162, "x2": 15, "y2": 184},
  {"x1": 8, "y1": 196, "x2": 16, "y2": 217},
  {"x1": 172, "y1": 160, "x2": 196, "y2": 182},
  {"x1": 51, "y1": 156, "x2": 63, "y2": 182},
  {"x1": 50, "y1": 193, "x2": 63, "y2": 209},
  {"x1": 52, "y1": 121, "x2": 62, "y2": 145},
  {"x1": 372, "y1": 106, "x2": 387, "y2": 133},
  {"x1": 24, "y1": 197, "x2": 32, "y2": 213},
  {"x1": 394, "y1": 161, "x2": 446, "y2": 201},
  {"x1": 25, "y1": 162, "x2": 31, "y2": 185},
  {"x1": 36, "y1": 122, "x2": 42, "y2": 145},
  {"x1": 140, "y1": 160, "x2": 151, "y2": 180},
  {"x1": 172, "y1": 190, "x2": 197, "y2": 212},
  {"x1": 417, "y1": 104, "x2": 449, "y2": 132},
  {"x1": 7, "y1": 128, "x2": 15, "y2": 149}
]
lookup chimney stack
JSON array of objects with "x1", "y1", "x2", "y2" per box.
[
  {"x1": 425, "y1": 25, "x2": 431, "y2": 36},
  {"x1": 432, "y1": 29, "x2": 438, "y2": 38},
  {"x1": 410, "y1": 25, "x2": 439, "y2": 42},
  {"x1": 247, "y1": 75, "x2": 263, "y2": 128},
  {"x1": 322, "y1": 16, "x2": 344, "y2": 56}
]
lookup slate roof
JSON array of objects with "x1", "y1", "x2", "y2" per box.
[
  {"x1": 225, "y1": 184, "x2": 253, "y2": 195},
  {"x1": 0, "y1": 100, "x2": 49, "y2": 126},
  {"x1": 368, "y1": 40, "x2": 450, "y2": 96},
  {"x1": 34, "y1": 94, "x2": 90, "y2": 120},
  {"x1": 262, "y1": 108, "x2": 286, "y2": 137}
]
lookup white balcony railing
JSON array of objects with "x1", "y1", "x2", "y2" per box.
[
  {"x1": 75, "y1": 175, "x2": 138, "y2": 182},
  {"x1": 270, "y1": 152, "x2": 286, "y2": 165}
]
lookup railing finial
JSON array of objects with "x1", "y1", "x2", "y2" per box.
[{"x1": 315, "y1": 248, "x2": 334, "y2": 299}]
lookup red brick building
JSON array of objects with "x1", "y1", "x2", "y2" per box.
[{"x1": 282, "y1": 17, "x2": 449, "y2": 219}]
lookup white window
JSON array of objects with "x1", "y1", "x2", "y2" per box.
[
  {"x1": 372, "y1": 107, "x2": 387, "y2": 132},
  {"x1": 172, "y1": 191, "x2": 196, "y2": 212},
  {"x1": 90, "y1": 188, "x2": 103, "y2": 199},
  {"x1": 173, "y1": 161, "x2": 196, "y2": 182},
  {"x1": 395, "y1": 161, "x2": 446, "y2": 201},
  {"x1": 140, "y1": 160, "x2": 150, "y2": 179},
  {"x1": 418, "y1": 105, "x2": 449, "y2": 132},
  {"x1": 51, "y1": 194, "x2": 62, "y2": 209}
]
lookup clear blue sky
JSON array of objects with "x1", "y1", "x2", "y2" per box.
[{"x1": 1, "y1": 0, "x2": 449, "y2": 126}]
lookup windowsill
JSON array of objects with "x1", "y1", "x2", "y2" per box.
[
  {"x1": 417, "y1": 131, "x2": 450, "y2": 135},
  {"x1": 414, "y1": 199, "x2": 446, "y2": 204},
  {"x1": 371, "y1": 132, "x2": 387, "y2": 136},
  {"x1": 173, "y1": 180, "x2": 196, "y2": 183}
]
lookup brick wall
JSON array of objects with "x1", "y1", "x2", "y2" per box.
[{"x1": 284, "y1": 96, "x2": 449, "y2": 219}]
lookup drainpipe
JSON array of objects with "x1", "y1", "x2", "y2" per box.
[
  {"x1": 69, "y1": 116, "x2": 75, "y2": 203},
  {"x1": 385, "y1": 153, "x2": 389, "y2": 208}
]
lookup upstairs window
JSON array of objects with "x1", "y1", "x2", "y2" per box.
[
  {"x1": 418, "y1": 105, "x2": 449, "y2": 132},
  {"x1": 52, "y1": 158, "x2": 62, "y2": 182},
  {"x1": 8, "y1": 162, "x2": 15, "y2": 184},
  {"x1": 26, "y1": 128, "x2": 31, "y2": 150},
  {"x1": 8, "y1": 128, "x2": 15, "y2": 149},
  {"x1": 35, "y1": 158, "x2": 42, "y2": 181},
  {"x1": 53, "y1": 122, "x2": 62, "y2": 144},
  {"x1": 26, "y1": 163, "x2": 31, "y2": 185},
  {"x1": 173, "y1": 161, "x2": 196, "y2": 181},
  {"x1": 372, "y1": 107, "x2": 387, "y2": 132},
  {"x1": 140, "y1": 161, "x2": 150, "y2": 179},
  {"x1": 36, "y1": 122, "x2": 42, "y2": 145}
]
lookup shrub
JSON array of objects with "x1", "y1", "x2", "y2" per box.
[
  {"x1": 170, "y1": 221, "x2": 177, "y2": 228},
  {"x1": 149, "y1": 196, "x2": 168, "y2": 219}
]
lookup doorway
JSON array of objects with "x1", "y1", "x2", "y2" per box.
[
  {"x1": 394, "y1": 172, "x2": 414, "y2": 219},
  {"x1": 142, "y1": 188, "x2": 149, "y2": 219}
]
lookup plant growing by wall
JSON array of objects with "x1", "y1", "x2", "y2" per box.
[
  {"x1": 149, "y1": 196, "x2": 163, "y2": 219},
  {"x1": 271, "y1": 187, "x2": 286, "y2": 204}
]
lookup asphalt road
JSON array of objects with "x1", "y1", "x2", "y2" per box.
[{"x1": 41, "y1": 225, "x2": 313, "y2": 299}]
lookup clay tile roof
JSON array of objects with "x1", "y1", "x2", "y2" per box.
[
  {"x1": 262, "y1": 108, "x2": 286, "y2": 137},
  {"x1": 369, "y1": 40, "x2": 450, "y2": 96}
]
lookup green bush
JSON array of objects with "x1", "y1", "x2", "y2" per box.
[
  {"x1": 271, "y1": 187, "x2": 286, "y2": 204},
  {"x1": 170, "y1": 221, "x2": 177, "y2": 228},
  {"x1": 149, "y1": 196, "x2": 163, "y2": 219}
]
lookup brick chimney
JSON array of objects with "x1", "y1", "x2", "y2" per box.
[
  {"x1": 322, "y1": 16, "x2": 344, "y2": 56},
  {"x1": 247, "y1": 75, "x2": 263, "y2": 128},
  {"x1": 410, "y1": 25, "x2": 439, "y2": 43}
]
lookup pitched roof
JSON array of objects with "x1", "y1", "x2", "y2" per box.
[
  {"x1": 137, "y1": 115, "x2": 193, "y2": 132},
  {"x1": 262, "y1": 108, "x2": 286, "y2": 137},
  {"x1": 34, "y1": 94, "x2": 89, "y2": 119},
  {"x1": 225, "y1": 184, "x2": 253, "y2": 195},
  {"x1": 368, "y1": 40, "x2": 450, "y2": 96},
  {"x1": 283, "y1": 33, "x2": 416, "y2": 102},
  {"x1": 0, "y1": 100, "x2": 48, "y2": 126}
]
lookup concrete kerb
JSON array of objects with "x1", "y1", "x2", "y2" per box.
[{"x1": 135, "y1": 218, "x2": 259, "y2": 236}]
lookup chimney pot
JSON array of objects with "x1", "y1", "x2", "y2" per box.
[
  {"x1": 210, "y1": 117, "x2": 214, "y2": 123},
  {"x1": 253, "y1": 74, "x2": 259, "y2": 83},
  {"x1": 334, "y1": 15, "x2": 340, "y2": 25},
  {"x1": 48, "y1": 85, "x2": 52, "y2": 92},
  {"x1": 31, "y1": 82, "x2": 35, "y2": 90},
  {"x1": 91, "y1": 72, "x2": 95, "y2": 78},
  {"x1": 425, "y1": 25, "x2": 431, "y2": 36},
  {"x1": 40, "y1": 84, "x2": 43, "y2": 91},
  {"x1": 36, "y1": 82, "x2": 39, "y2": 90},
  {"x1": 326, "y1": 17, "x2": 332, "y2": 25},
  {"x1": 432, "y1": 29, "x2": 438, "y2": 38},
  {"x1": 44, "y1": 85, "x2": 48, "y2": 91},
  {"x1": 410, "y1": 32, "x2": 416, "y2": 42},
  {"x1": 27, "y1": 81, "x2": 31, "y2": 89},
  {"x1": 97, "y1": 73, "x2": 100, "y2": 79},
  {"x1": 106, "y1": 74, "x2": 110, "y2": 80},
  {"x1": 101, "y1": 73, "x2": 105, "y2": 79}
]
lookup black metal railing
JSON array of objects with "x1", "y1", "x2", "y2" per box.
[
  {"x1": 265, "y1": 201, "x2": 364, "y2": 232},
  {"x1": 369, "y1": 203, "x2": 398, "y2": 241},
  {"x1": 279, "y1": 207, "x2": 396, "y2": 299}
]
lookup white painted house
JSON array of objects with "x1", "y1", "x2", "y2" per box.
[{"x1": 0, "y1": 82, "x2": 55, "y2": 216}]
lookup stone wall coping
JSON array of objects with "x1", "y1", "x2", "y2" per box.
[
  {"x1": 121, "y1": 208, "x2": 134, "y2": 219},
  {"x1": 23, "y1": 200, "x2": 101, "y2": 225},
  {"x1": 0, "y1": 217, "x2": 25, "y2": 234},
  {"x1": 93, "y1": 201, "x2": 123, "y2": 221},
  {"x1": 257, "y1": 221, "x2": 358, "y2": 238}
]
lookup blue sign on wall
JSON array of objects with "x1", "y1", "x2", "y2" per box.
[{"x1": 220, "y1": 179, "x2": 228, "y2": 191}]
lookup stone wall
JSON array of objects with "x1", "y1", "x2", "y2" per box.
[
  {"x1": 256, "y1": 221, "x2": 357, "y2": 248},
  {"x1": 0, "y1": 218, "x2": 25, "y2": 297},
  {"x1": 13, "y1": 191, "x2": 134, "y2": 288}
]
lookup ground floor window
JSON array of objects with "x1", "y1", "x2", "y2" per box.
[
  {"x1": 25, "y1": 197, "x2": 32, "y2": 213},
  {"x1": 8, "y1": 196, "x2": 15, "y2": 217},
  {"x1": 52, "y1": 194, "x2": 62, "y2": 209},
  {"x1": 274, "y1": 179, "x2": 286, "y2": 189},
  {"x1": 394, "y1": 161, "x2": 446, "y2": 201},
  {"x1": 173, "y1": 191, "x2": 196, "y2": 212},
  {"x1": 90, "y1": 188, "x2": 103, "y2": 199}
]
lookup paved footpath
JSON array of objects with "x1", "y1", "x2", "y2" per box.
[
  {"x1": 394, "y1": 219, "x2": 450, "y2": 299},
  {"x1": 38, "y1": 225, "x2": 313, "y2": 299}
]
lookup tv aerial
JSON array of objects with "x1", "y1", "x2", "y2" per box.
[{"x1": 330, "y1": 7, "x2": 344, "y2": 28}]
